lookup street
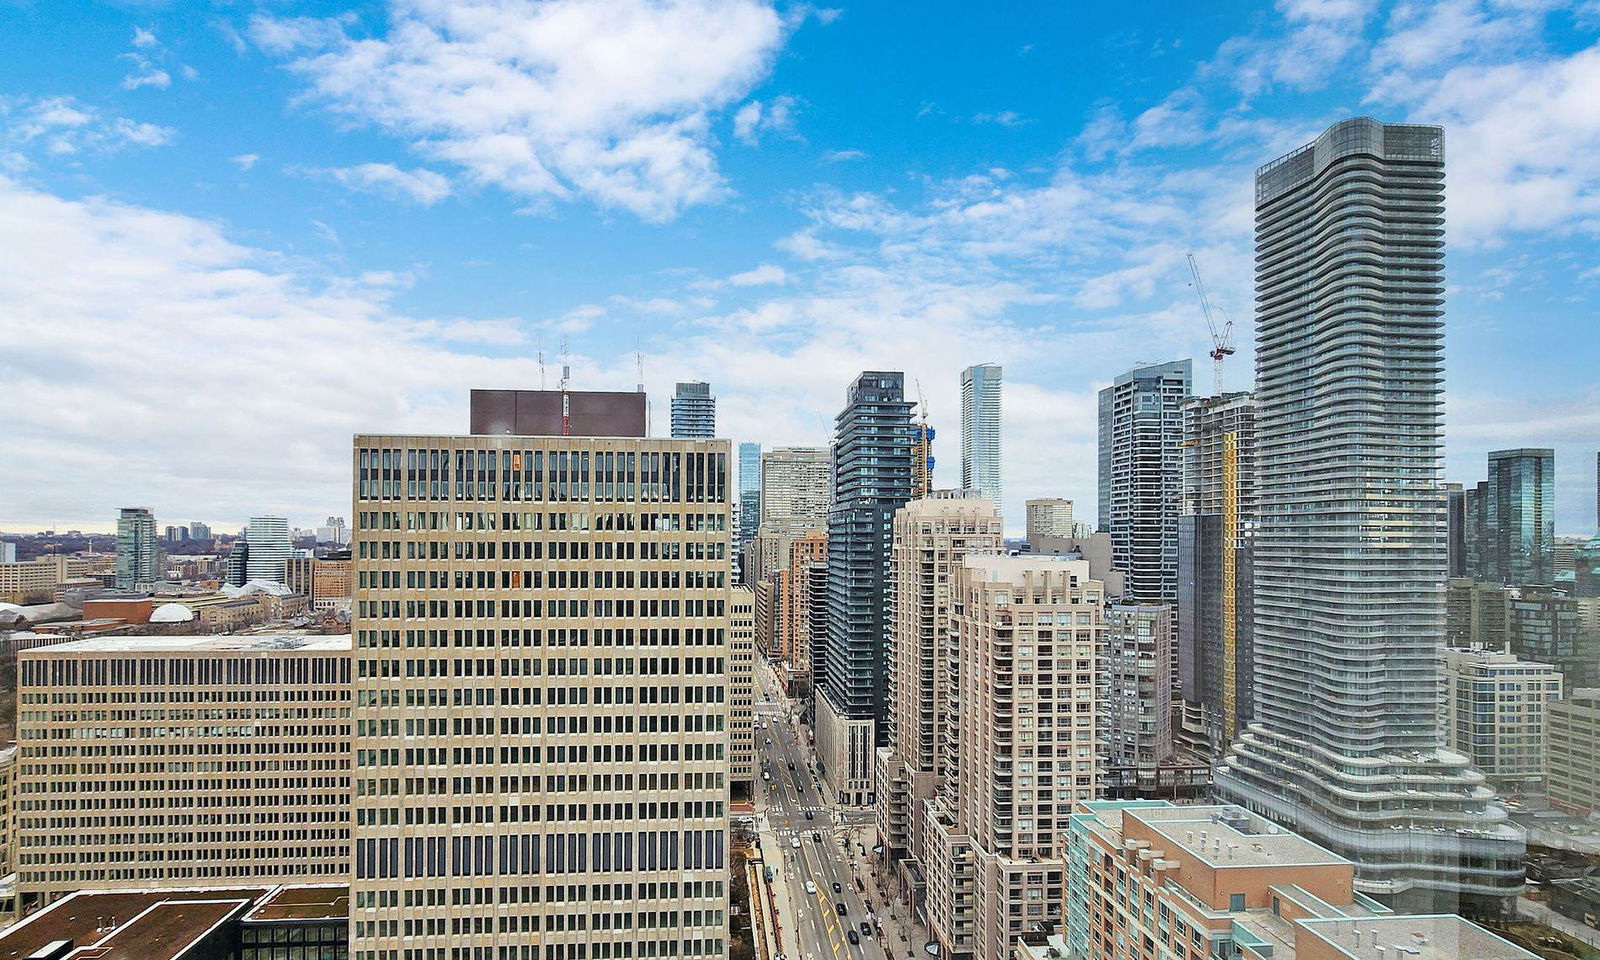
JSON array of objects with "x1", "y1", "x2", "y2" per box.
[{"x1": 752, "y1": 659, "x2": 890, "y2": 960}]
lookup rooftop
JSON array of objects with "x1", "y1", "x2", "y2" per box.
[
  {"x1": 1294, "y1": 915, "x2": 1537, "y2": 960},
  {"x1": 241, "y1": 884, "x2": 349, "y2": 924},
  {"x1": 17, "y1": 633, "x2": 351, "y2": 655},
  {"x1": 0, "y1": 888, "x2": 267, "y2": 960},
  {"x1": 1128, "y1": 804, "x2": 1348, "y2": 869}
]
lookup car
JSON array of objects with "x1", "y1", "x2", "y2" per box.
[
  {"x1": 811, "y1": 831, "x2": 823, "y2": 842},
  {"x1": 765, "y1": 738, "x2": 772, "y2": 746},
  {"x1": 787, "y1": 761, "x2": 795, "y2": 770},
  {"x1": 835, "y1": 903, "x2": 846, "y2": 916},
  {"x1": 804, "y1": 880, "x2": 817, "y2": 894},
  {"x1": 763, "y1": 773, "x2": 771, "y2": 781},
  {"x1": 832, "y1": 881, "x2": 842, "y2": 893},
  {"x1": 859, "y1": 922, "x2": 871, "y2": 936},
  {"x1": 790, "y1": 837, "x2": 800, "y2": 849},
  {"x1": 847, "y1": 930, "x2": 860, "y2": 945},
  {"x1": 804, "y1": 810, "x2": 814, "y2": 820}
]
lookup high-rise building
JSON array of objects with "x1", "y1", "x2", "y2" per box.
[
  {"x1": 1549, "y1": 690, "x2": 1600, "y2": 815},
  {"x1": 923, "y1": 555, "x2": 1102, "y2": 960},
  {"x1": 351, "y1": 389, "x2": 732, "y2": 959},
  {"x1": 245, "y1": 516, "x2": 291, "y2": 584},
  {"x1": 14, "y1": 634, "x2": 351, "y2": 909},
  {"x1": 1176, "y1": 392, "x2": 1258, "y2": 760},
  {"x1": 910, "y1": 423, "x2": 936, "y2": 499},
  {"x1": 1024, "y1": 498, "x2": 1087, "y2": 548},
  {"x1": 317, "y1": 516, "x2": 351, "y2": 545},
  {"x1": 1446, "y1": 577, "x2": 1512, "y2": 650},
  {"x1": 1214, "y1": 118, "x2": 1523, "y2": 911},
  {"x1": 1507, "y1": 585, "x2": 1598, "y2": 689},
  {"x1": 959, "y1": 363, "x2": 1002, "y2": 516},
  {"x1": 1101, "y1": 604, "x2": 1184, "y2": 798},
  {"x1": 0, "y1": 541, "x2": 14, "y2": 564},
  {"x1": 114, "y1": 507, "x2": 158, "y2": 591},
  {"x1": 817, "y1": 372, "x2": 914, "y2": 806},
  {"x1": 188, "y1": 520, "x2": 212, "y2": 540},
  {"x1": 759, "y1": 447, "x2": 830, "y2": 538},
  {"x1": 736, "y1": 442, "x2": 761, "y2": 582},
  {"x1": 671, "y1": 380, "x2": 716, "y2": 439},
  {"x1": 729, "y1": 586, "x2": 755, "y2": 794},
  {"x1": 779, "y1": 532, "x2": 827, "y2": 680},
  {"x1": 163, "y1": 524, "x2": 189, "y2": 542},
  {"x1": 1476, "y1": 449, "x2": 1557, "y2": 586},
  {"x1": 1097, "y1": 360, "x2": 1190, "y2": 604},
  {"x1": 1445, "y1": 482, "x2": 1468, "y2": 578},
  {"x1": 1439, "y1": 648, "x2": 1561, "y2": 793},
  {"x1": 876, "y1": 493, "x2": 1001, "y2": 893}
]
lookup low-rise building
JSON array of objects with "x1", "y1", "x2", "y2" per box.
[
  {"x1": 15, "y1": 634, "x2": 351, "y2": 908},
  {"x1": 1059, "y1": 800, "x2": 1539, "y2": 960},
  {"x1": 1548, "y1": 689, "x2": 1600, "y2": 815},
  {"x1": 0, "y1": 556, "x2": 103, "y2": 604}
]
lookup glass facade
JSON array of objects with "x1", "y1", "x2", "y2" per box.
[{"x1": 1482, "y1": 448, "x2": 1556, "y2": 586}]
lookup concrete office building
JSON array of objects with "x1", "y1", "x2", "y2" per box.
[
  {"x1": 1445, "y1": 578, "x2": 1512, "y2": 650},
  {"x1": 312, "y1": 554, "x2": 354, "y2": 612},
  {"x1": 114, "y1": 506, "x2": 158, "y2": 590},
  {"x1": 923, "y1": 555, "x2": 1101, "y2": 960},
  {"x1": 351, "y1": 388, "x2": 731, "y2": 960},
  {"x1": 876, "y1": 493, "x2": 1001, "y2": 899},
  {"x1": 1214, "y1": 118, "x2": 1524, "y2": 911},
  {"x1": 959, "y1": 363, "x2": 1002, "y2": 516},
  {"x1": 245, "y1": 515, "x2": 291, "y2": 584},
  {"x1": 729, "y1": 586, "x2": 756, "y2": 793},
  {"x1": 1057, "y1": 800, "x2": 1540, "y2": 960},
  {"x1": 671, "y1": 381, "x2": 716, "y2": 439},
  {"x1": 1177, "y1": 392, "x2": 1258, "y2": 760},
  {"x1": 0, "y1": 555, "x2": 101, "y2": 604},
  {"x1": 759, "y1": 447, "x2": 831, "y2": 538},
  {"x1": 1439, "y1": 648, "x2": 1561, "y2": 793},
  {"x1": 1548, "y1": 690, "x2": 1600, "y2": 815},
  {"x1": 818, "y1": 372, "x2": 914, "y2": 807},
  {"x1": 14, "y1": 635, "x2": 351, "y2": 909},
  {"x1": 1024, "y1": 499, "x2": 1089, "y2": 548},
  {"x1": 1098, "y1": 360, "x2": 1191, "y2": 604}
]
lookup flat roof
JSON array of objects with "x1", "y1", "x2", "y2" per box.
[
  {"x1": 1295, "y1": 915, "x2": 1537, "y2": 960},
  {"x1": 242, "y1": 884, "x2": 349, "y2": 923},
  {"x1": 18, "y1": 634, "x2": 350, "y2": 655},
  {"x1": 0, "y1": 888, "x2": 268, "y2": 960},
  {"x1": 1126, "y1": 805, "x2": 1348, "y2": 869}
]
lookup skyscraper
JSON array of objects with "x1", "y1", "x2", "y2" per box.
[
  {"x1": 114, "y1": 506, "x2": 157, "y2": 590},
  {"x1": 351, "y1": 389, "x2": 731, "y2": 959},
  {"x1": 960, "y1": 363, "x2": 1002, "y2": 515},
  {"x1": 736, "y1": 442, "x2": 761, "y2": 582},
  {"x1": 758, "y1": 447, "x2": 830, "y2": 538},
  {"x1": 188, "y1": 520, "x2": 212, "y2": 540},
  {"x1": 1214, "y1": 118, "x2": 1523, "y2": 911},
  {"x1": 910, "y1": 422, "x2": 936, "y2": 499},
  {"x1": 1445, "y1": 482, "x2": 1467, "y2": 578},
  {"x1": 817, "y1": 371, "x2": 914, "y2": 807},
  {"x1": 1481, "y1": 448, "x2": 1556, "y2": 586},
  {"x1": 671, "y1": 380, "x2": 716, "y2": 438},
  {"x1": 245, "y1": 515, "x2": 291, "y2": 584},
  {"x1": 1176, "y1": 392, "x2": 1257, "y2": 760},
  {"x1": 1097, "y1": 360, "x2": 1190, "y2": 604}
]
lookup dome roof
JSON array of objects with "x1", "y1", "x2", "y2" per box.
[{"x1": 150, "y1": 602, "x2": 196, "y2": 623}]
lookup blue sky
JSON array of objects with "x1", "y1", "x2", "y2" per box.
[{"x1": 0, "y1": 0, "x2": 1597, "y2": 535}]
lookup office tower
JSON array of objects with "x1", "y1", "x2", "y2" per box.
[
  {"x1": 1439, "y1": 648, "x2": 1561, "y2": 793},
  {"x1": 1548, "y1": 691, "x2": 1600, "y2": 815},
  {"x1": 729, "y1": 586, "x2": 755, "y2": 793},
  {"x1": 1479, "y1": 449, "x2": 1556, "y2": 586},
  {"x1": 14, "y1": 634, "x2": 351, "y2": 908},
  {"x1": 285, "y1": 555, "x2": 315, "y2": 595},
  {"x1": 1097, "y1": 360, "x2": 1190, "y2": 604},
  {"x1": 1214, "y1": 118, "x2": 1524, "y2": 911},
  {"x1": 911, "y1": 423, "x2": 936, "y2": 499},
  {"x1": 113, "y1": 507, "x2": 158, "y2": 591},
  {"x1": 817, "y1": 372, "x2": 914, "y2": 806},
  {"x1": 924, "y1": 555, "x2": 1101, "y2": 960},
  {"x1": 752, "y1": 577, "x2": 779, "y2": 660},
  {"x1": 671, "y1": 380, "x2": 716, "y2": 438},
  {"x1": 736, "y1": 443, "x2": 761, "y2": 581},
  {"x1": 1445, "y1": 483, "x2": 1468, "y2": 578},
  {"x1": 0, "y1": 542, "x2": 13, "y2": 564},
  {"x1": 779, "y1": 532, "x2": 827, "y2": 681},
  {"x1": 225, "y1": 539, "x2": 249, "y2": 587},
  {"x1": 1176, "y1": 393, "x2": 1258, "y2": 760},
  {"x1": 1024, "y1": 498, "x2": 1085, "y2": 548},
  {"x1": 959, "y1": 363, "x2": 1002, "y2": 515},
  {"x1": 742, "y1": 530, "x2": 788, "y2": 592},
  {"x1": 1053, "y1": 801, "x2": 1541, "y2": 960},
  {"x1": 245, "y1": 516, "x2": 291, "y2": 584},
  {"x1": 188, "y1": 520, "x2": 212, "y2": 540},
  {"x1": 876, "y1": 493, "x2": 1001, "y2": 887},
  {"x1": 1446, "y1": 578, "x2": 1512, "y2": 649},
  {"x1": 351, "y1": 388, "x2": 731, "y2": 960},
  {"x1": 1507, "y1": 586, "x2": 1598, "y2": 688},
  {"x1": 163, "y1": 524, "x2": 188, "y2": 542},
  {"x1": 759, "y1": 447, "x2": 830, "y2": 538}
]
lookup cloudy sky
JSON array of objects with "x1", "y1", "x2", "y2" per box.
[{"x1": 1, "y1": 0, "x2": 1597, "y2": 536}]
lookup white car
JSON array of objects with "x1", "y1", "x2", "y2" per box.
[
  {"x1": 790, "y1": 836, "x2": 801, "y2": 849},
  {"x1": 804, "y1": 880, "x2": 817, "y2": 894}
]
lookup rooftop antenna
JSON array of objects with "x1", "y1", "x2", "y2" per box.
[
  {"x1": 1187, "y1": 252, "x2": 1235, "y2": 395},
  {"x1": 538, "y1": 349, "x2": 546, "y2": 390},
  {"x1": 559, "y1": 337, "x2": 571, "y2": 437}
]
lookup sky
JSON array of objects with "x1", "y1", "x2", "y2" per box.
[{"x1": 0, "y1": 0, "x2": 1597, "y2": 537}]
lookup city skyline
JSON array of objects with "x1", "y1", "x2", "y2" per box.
[{"x1": 2, "y1": 2, "x2": 1597, "y2": 536}]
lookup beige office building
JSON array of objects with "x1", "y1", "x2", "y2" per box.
[
  {"x1": 1439, "y1": 648, "x2": 1561, "y2": 792},
  {"x1": 0, "y1": 556, "x2": 103, "y2": 604},
  {"x1": 1549, "y1": 690, "x2": 1600, "y2": 815},
  {"x1": 924, "y1": 554, "x2": 1101, "y2": 960},
  {"x1": 876, "y1": 493, "x2": 1000, "y2": 899},
  {"x1": 779, "y1": 532, "x2": 827, "y2": 676},
  {"x1": 729, "y1": 586, "x2": 755, "y2": 792},
  {"x1": 352, "y1": 406, "x2": 731, "y2": 960},
  {"x1": 758, "y1": 447, "x2": 830, "y2": 538},
  {"x1": 1024, "y1": 498, "x2": 1086, "y2": 548},
  {"x1": 13, "y1": 634, "x2": 352, "y2": 908}
]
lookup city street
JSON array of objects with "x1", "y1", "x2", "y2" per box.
[{"x1": 753, "y1": 660, "x2": 891, "y2": 960}]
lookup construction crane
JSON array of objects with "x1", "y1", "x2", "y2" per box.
[{"x1": 1187, "y1": 252, "x2": 1235, "y2": 395}]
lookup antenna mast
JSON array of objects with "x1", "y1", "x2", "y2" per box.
[{"x1": 559, "y1": 337, "x2": 571, "y2": 437}]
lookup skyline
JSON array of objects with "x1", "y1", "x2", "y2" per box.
[{"x1": 2, "y1": 1, "x2": 1598, "y2": 536}]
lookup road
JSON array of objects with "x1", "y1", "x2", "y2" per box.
[{"x1": 754, "y1": 659, "x2": 888, "y2": 960}]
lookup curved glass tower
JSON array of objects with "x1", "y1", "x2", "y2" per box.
[{"x1": 1214, "y1": 118, "x2": 1524, "y2": 911}]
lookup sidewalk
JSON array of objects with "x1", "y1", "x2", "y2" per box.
[
  {"x1": 1518, "y1": 896, "x2": 1600, "y2": 951},
  {"x1": 838, "y1": 824, "x2": 931, "y2": 959}
]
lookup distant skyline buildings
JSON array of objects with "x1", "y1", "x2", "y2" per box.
[
  {"x1": 960, "y1": 362, "x2": 1002, "y2": 515},
  {"x1": 113, "y1": 506, "x2": 157, "y2": 590},
  {"x1": 244, "y1": 515, "x2": 291, "y2": 584},
  {"x1": 1468, "y1": 448, "x2": 1557, "y2": 586},
  {"x1": 670, "y1": 380, "x2": 717, "y2": 439}
]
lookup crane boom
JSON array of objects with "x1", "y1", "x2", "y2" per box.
[{"x1": 1187, "y1": 252, "x2": 1235, "y2": 395}]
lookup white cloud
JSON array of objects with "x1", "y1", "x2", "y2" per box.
[
  {"x1": 0, "y1": 96, "x2": 173, "y2": 165},
  {"x1": 315, "y1": 163, "x2": 453, "y2": 205},
  {"x1": 122, "y1": 68, "x2": 172, "y2": 91},
  {"x1": 728, "y1": 264, "x2": 787, "y2": 286},
  {"x1": 253, "y1": 0, "x2": 788, "y2": 221},
  {"x1": 733, "y1": 102, "x2": 763, "y2": 146},
  {"x1": 820, "y1": 148, "x2": 866, "y2": 163},
  {"x1": 232, "y1": 153, "x2": 260, "y2": 170},
  {"x1": 732, "y1": 94, "x2": 800, "y2": 146},
  {"x1": 132, "y1": 26, "x2": 159, "y2": 49},
  {"x1": 972, "y1": 110, "x2": 1029, "y2": 127}
]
